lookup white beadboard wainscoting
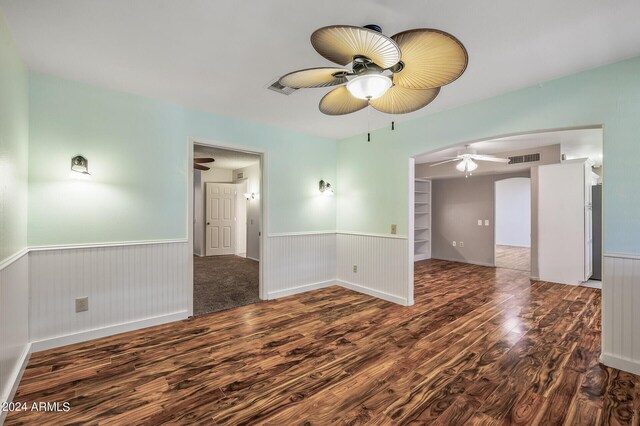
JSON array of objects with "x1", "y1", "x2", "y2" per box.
[
  {"x1": 601, "y1": 253, "x2": 640, "y2": 375},
  {"x1": 29, "y1": 240, "x2": 191, "y2": 351},
  {"x1": 0, "y1": 250, "x2": 30, "y2": 415},
  {"x1": 336, "y1": 232, "x2": 410, "y2": 306},
  {"x1": 264, "y1": 232, "x2": 336, "y2": 299}
]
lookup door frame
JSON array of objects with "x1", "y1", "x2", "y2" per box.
[
  {"x1": 187, "y1": 137, "x2": 268, "y2": 316},
  {"x1": 407, "y1": 125, "x2": 604, "y2": 306},
  {"x1": 493, "y1": 176, "x2": 532, "y2": 274}
]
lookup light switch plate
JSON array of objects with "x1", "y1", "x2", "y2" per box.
[
  {"x1": 452, "y1": 241, "x2": 457, "y2": 247},
  {"x1": 484, "y1": 219, "x2": 490, "y2": 226},
  {"x1": 459, "y1": 241, "x2": 464, "y2": 247},
  {"x1": 75, "y1": 297, "x2": 89, "y2": 313},
  {"x1": 478, "y1": 220, "x2": 483, "y2": 226},
  {"x1": 391, "y1": 224, "x2": 397, "y2": 234}
]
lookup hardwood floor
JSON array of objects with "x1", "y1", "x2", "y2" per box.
[
  {"x1": 495, "y1": 245, "x2": 531, "y2": 272},
  {"x1": 7, "y1": 260, "x2": 639, "y2": 425}
]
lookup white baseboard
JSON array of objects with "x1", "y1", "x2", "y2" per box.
[
  {"x1": 432, "y1": 256, "x2": 495, "y2": 268},
  {"x1": 539, "y1": 279, "x2": 581, "y2": 287},
  {"x1": 31, "y1": 311, "x2": 189, "y2": 352},
  {"x1": 414, "y1": 253, "x2": 431, "y2": 262},
  {"x1": 266, "y1": 280, "x2": 334, "y2": 299},
  {"x1": 580, "y1": 280, "x2": 602, "y2": 289},
  {"x1": 601, "y1": 352, "x2": 640, "y2": 375},
  {"x1": 0, "y1": 343, "x2": 31, "y2": 423},
  {"x1": 247, "y1": 256, "x2": 259, "y2": 262},
  {"x1": 337, "y1": 279, "x2": 408, "y2": 306}
]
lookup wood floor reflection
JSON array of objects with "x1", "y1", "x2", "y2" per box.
[
  {"x1": 496, "y1": 244, "x2": 531, "y2": 272},
  {"x1": 7, "y1": 260, "x2": 638, "y2": 425}
]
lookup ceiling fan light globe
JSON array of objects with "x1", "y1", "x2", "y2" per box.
[
  {"x1": 456, "y1": 158, "x2": 478, "y2": 172},
  {"x1": 467, "y1": 159, "x2": 478, "y2": 172},
  {"x1": 346, "y1": 74, "x2": 392, "y2": 100}
]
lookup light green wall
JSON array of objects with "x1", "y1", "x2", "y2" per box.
[
  {"x1": 28, "y1": 73, "x2": 336, "y2": 246},
  {"x1": 22, "y1": 53, "x2": 640, "y2": 253},
  {"x1": 0, "y1": 13, "x2": 28, "y2": 261},
  {"x1": 338, "y1": 56, "x2": 640, "y2": 254}
]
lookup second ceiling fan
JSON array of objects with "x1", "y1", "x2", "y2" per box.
[
  {"x1": 194, "y1": 157, "x2": 214, "y2": 171},
  {"x1": 278, "y1": 24, "x2": 468, "y2": 115},
  {"x1": 430, "y1": 145, "x2": 510, "y2": 177}
]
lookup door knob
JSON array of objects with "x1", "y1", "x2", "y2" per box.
[{"x1": 207, "y1": 222, "x2": 210, "y2": 225}]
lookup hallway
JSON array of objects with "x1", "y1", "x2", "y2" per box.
[{"x1": 193, "y1": 255, "x2": 259, "y2": 316}]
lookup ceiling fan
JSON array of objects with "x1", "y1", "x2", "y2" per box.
[
  {"x1": 278, "y1": 24, "x2": 468, "y2": 115},
  {"x1": 430, "y1": 145, "x2": 510, "y2": 177},
  {"x1": 194, "y1": 157, "x2": 214, "y2": 171}
]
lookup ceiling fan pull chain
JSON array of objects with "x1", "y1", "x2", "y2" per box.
[
  {"x1": 367, "y1": 105, "x2": 371, "y2": 142},
  {"x1": 391, "y1": 97, "x2": 396, "y2": 131}
]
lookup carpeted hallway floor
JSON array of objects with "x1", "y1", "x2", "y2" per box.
[{"x1": 193, "y1": 255, "x2": 260, "y2": 316}]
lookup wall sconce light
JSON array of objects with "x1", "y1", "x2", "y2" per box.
[
  {"x1": 319, "y1": 180, "x2": 334, "y2": 194},
  {"x1": 244, "y1": 192, "x2": 255, "y2": 200},
  {"x1": 71, "y1": 155, "x2": 90, "y2": 175}
]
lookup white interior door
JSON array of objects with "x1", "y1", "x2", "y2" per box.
[{"x1": 205, "y1": 183, "x2": 236, "y2": 256}]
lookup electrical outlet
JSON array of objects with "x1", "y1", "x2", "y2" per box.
[
  {"x1": 452, "y1": 241, "x2": 457, "y2": 247},
  {"x1": 459, "y1": 241, "x2": 464, "y2": 247},
  {"x1": 391, "y1": 224, "x2": 397, "y2": 234},
  {"x1": 484, "y1": 219, "x2": 490, "y2": 226},
  {"x1": 478, "y1": 219, "x2": 483, "y2": 226},
  {"x1": 75, "y1": 297, "x2": 89, "y2": 313},
  {"x1": 353, "y1": 265, "x2": 358, "y2": 273}
]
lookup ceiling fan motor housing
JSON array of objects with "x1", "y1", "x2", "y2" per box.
[{"x1": 363, "y1": 24, "x2": 382, "y2": 33}]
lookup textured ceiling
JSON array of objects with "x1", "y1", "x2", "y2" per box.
[
  {"x1": 2, "y1": 0, "x2": 639, "y2": 139},
  {"x1": 194, "y1": 145, "x2": 259, "y2": 170}
]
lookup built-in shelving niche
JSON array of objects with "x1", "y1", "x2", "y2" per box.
[{"x1": 414, "y1": 178, "x2": 431, "y2": 261}]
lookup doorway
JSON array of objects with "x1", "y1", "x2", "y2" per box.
[
  {"x1": 191, "y1": 142, "x2": 263, "y2": 316},
  {"x1": 409, "y1": 126, "x2": 604, "y2": 296},
  {"x1": 494, "y1": 177, "x2": 531, "y2": 272}
]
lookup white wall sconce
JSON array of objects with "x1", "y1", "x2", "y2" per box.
[
  {"x1": 319, "y1": 180, "x2": 334, "y2": 194},
  {"x1": 71, "y1": 155, "x2": 90, "y2": 175},
  {"x1": 244, "y1": 192, "x2": 255, "y2": 200}
]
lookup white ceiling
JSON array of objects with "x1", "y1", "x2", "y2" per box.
[
  {"x1": 194, "y1": 145, "x2": 259, "y2": 170},
  {"x1": 415, "y1": 127, "x2": 603, "y2": 165},
  {"x1": 2, "y1": 0, "x2": 639, "y2": 140}
]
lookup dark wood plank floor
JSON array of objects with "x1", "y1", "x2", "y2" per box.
[{"x1": 7, "y1": 260, "x2": 639, "y2": 425}]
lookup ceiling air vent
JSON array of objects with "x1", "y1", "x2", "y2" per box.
[
  {"x1": 267, "y1": 79, "x2": 298, "y2": 95},
  {"x1": 509, "y1": 153, "x2": 541, "y2": 164}
]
